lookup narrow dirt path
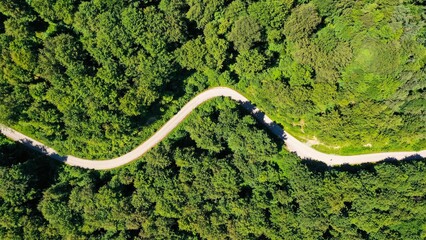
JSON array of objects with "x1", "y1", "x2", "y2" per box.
[{"x1": 1, "y1": 87, "x2": 425, "y2": 170}]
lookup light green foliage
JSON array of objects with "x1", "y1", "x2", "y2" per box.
[
  {"x1": 1, "y1": 103, "x2": 426, "y2": 238},
  {"x1": 29, "y1": 0, "x2": 59, "y2": 22},
  {"x1": 0, "y1": 0, "x2": 191, "y2": 158},
  {"x1": 0, "y1": 165, "x2": 37, "y2": 205},
  {"x1": 228, "y1": 16, "x2": 263, "y2": 52},
  {"x1": 232, "y1": 49, "x2": 267, "y2": 77},
  {"x1": 284, "y1": 3, "x2": 322, "y2": 42},
  {"x1": 186, "y1": 0, "x2": 225, "y2": 28},
  {"x1": 4, "y1": 18, "x2": 33, "y2": 39},
  {"x1": 0, "y1": 0, "x2": 35, "y2": 20},
  {"x1": 9, "y1": 40, "x2": 37, "y2": 71},
  {"x1": 176, "y1": 37, "x2": 209, "y2": 71},
  {"x1": 249, "y1": 0, "x2": 426, "y2": 152},
  {"x1": 248, "y1": 0, "x2": 294, "y2": 29},
  {"x1": 0, "y1": 0, "x2": 425, "y2": 239},
  {"x1": 0, "y1": 0, "x2": 423, "y2": 157}
]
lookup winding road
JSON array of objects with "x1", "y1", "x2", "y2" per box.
[{"x1": 1, "y1": 87, "x2": 425, "y2": 170}]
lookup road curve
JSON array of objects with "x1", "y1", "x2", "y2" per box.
[{"x1": 1, "y1": 87, "x2": 425, "y2": 170}]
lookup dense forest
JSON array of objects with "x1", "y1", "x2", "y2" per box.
[
  {"x1": 0, "y1": 0, "x2": 425, "y2": 158},
  {"x1": 1, "y1": 99, "x2": 426, "y2": 239},
  {"x1": 1, "y1": 0, "x2": 426, "y2": 239}
]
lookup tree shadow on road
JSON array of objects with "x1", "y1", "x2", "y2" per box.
[
  {"x1": 239, "y1": 100, "x2": 287, "y2": 151},
  {"x1": 19, "y1": 138, "x2": 68, "y2": 163},
  {"x1": 300, "y1": 154, "x2": 426, "y2": 174}
]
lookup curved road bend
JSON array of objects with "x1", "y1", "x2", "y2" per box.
[{"x1": 1, "y1": 87, "x2": 425, "y2": 170}]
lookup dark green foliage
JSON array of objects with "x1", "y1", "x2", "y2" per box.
[
  {"x1": 0, "y1": 135, "x2": 57, "y2": 239},
  {"x1": 0, "y1": 0, "x2": 424, "y2": 157},
  {"x1": 1, "y1": 102, "x2": 425, "y2": 239},
  {"x1": 1, "y1": 1, "x2": 425, "y2": 236}
]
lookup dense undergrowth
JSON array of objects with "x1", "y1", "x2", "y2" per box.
[{"x1": 0, "y1": 0, "x2": 425, "y2": 158}]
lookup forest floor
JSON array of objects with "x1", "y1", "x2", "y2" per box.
[{"x1": 1, "y1": 87, "x2": 425, "y2": 170}]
